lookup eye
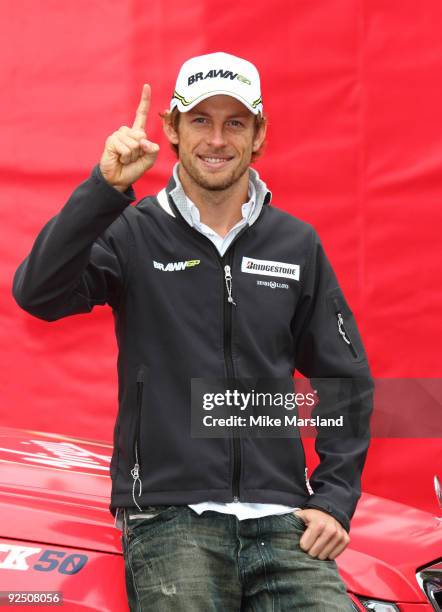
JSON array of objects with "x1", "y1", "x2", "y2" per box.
[
  {"x1": 227, "y1": 119, "x2": 244, "y2": 128},
  {"x1": 192, "y1": 117, "x2": 208, "y2": 124}
]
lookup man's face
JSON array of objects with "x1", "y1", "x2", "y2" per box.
[{"x1": 163, "y1": 95, "x2": 266, "y2": 192}]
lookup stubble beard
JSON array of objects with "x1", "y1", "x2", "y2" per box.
[{"x1": 179, "y1": 150, "x2": 251, "y2": 192}]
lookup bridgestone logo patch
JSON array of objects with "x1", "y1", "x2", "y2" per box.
[{"x1": 241, "y1": 257, "x2": 300, "y2": 281}]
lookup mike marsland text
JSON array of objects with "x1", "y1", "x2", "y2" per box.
[{"x1": 201, "y1": 415, "x2": 344, "y2": 428}]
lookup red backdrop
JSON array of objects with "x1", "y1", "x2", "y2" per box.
[{"x1": 2, "y1": 1, "x2": 441, "y2": 514}]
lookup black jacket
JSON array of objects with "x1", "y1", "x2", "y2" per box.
[{"x1": 12, "y1": 163, "x2": 374, "y2": 533}]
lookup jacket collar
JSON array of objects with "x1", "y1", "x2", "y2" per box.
[{"x1": 163, "y1": 162, "x2": 272, "y2": 228}]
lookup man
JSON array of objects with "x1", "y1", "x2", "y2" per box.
[{"x1": 12, "y1": 52, "x2": 374, "y2": 611}]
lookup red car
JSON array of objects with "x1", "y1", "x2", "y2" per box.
[{"x1": 0, "y1": 426, "x2": 441, "y2": 611}]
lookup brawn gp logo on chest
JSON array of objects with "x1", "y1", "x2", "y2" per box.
[
  {"x1": 241, "y1": 256, "x2": 300, "y2": 281},
  {"x1": 153, "y1": 259, "x2": 201, "y2": 272}
]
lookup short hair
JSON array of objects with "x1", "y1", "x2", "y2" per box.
[{"x1": 159, "y1": 106, "x2": 267, "y2": 163}]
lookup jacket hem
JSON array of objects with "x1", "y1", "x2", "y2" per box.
[{"x1": 109, "y1": 489, "x2": 312, "y2": 516}]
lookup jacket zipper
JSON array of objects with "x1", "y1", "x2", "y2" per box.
[
  {"x1": 222, "y1": 250, "x2": 241, "y2": 502},
  {"x1": 184, "y1": 232, "x2": 244, "y2": 502},
  {"x1": 332, "y1": 298, "x2": 358, "y2": 359},
  {"x1": 130, "y1": 366, "x2": 145, "y2": 511}
]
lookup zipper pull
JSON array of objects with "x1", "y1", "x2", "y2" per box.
[
  {"x1": 131, "y1": 461, "x2": 143, "y2": 511},
  {"x1": 337, "y1": 312, "x2": 351, "y2": 345},
  {"x1": 305, "y1": 467, "x2": 314, "y2": 495},
  {"x1": 224, "y1": 264, "x2": 237, "y2": 306},
  {"x1": 333, "y1": 297, "x2": 352, "y2": 345},
  {"x1": 333, "y1": 299, "x2": 358, "y2": 358}
]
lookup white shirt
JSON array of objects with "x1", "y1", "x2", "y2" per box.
[{"x1": 186, "y1": 181, "x2": 256, "y2": 255}]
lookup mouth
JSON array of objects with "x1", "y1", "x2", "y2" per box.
[{"x1": 197, "y1": 154, "x2": 234, "y2": 171}]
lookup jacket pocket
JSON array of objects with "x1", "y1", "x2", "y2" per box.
[
  {"x1": 130, "y1": 364, "x2": 148, "y2": 511},
  {"x1": 109, "y1": 411, "x2": 121, "y2": 481},
  {"x1": 279, "y1": 511, "x2": 307, "y2": 531},
  {"x1": 124, "y1": 506, "x2": 180, "y2": 549},
  {"x1": 326, "y1": 288, "x2": 366, "y2": 364}
]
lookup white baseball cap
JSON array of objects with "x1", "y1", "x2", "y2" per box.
[{"x1": 170, "y1": 52, "x2": 263, "y2": 116}]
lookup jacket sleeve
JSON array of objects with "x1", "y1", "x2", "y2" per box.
[
  {"x1": 12, "y1": 165, "x2": 136, "y2": 321},
  {"x1": 292, "y1": 227, "x2": 375, "y2": 533}
]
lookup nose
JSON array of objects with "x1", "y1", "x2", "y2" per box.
[{"x1": 206, "y1": 124, "x2": 227, "y2": 148}]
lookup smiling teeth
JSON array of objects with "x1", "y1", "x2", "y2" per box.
[{"x1": 203, "y1": 157, "x2": 229, "y2": 163}]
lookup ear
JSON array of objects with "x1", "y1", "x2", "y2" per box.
[
  {"x1": 252, "y1": 117, "x2": 267, "y2": 152},
  {"x1": 162, "y1": 110, "x2": 180, "y2": 145}
]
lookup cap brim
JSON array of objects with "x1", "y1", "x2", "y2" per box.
[{"x1": 171, "y1": 89, "x2": 262, "y2": 115}]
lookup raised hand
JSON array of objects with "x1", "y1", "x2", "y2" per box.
[{"x1": 99, "y1": 84, "x2": 160, "y2": 192}]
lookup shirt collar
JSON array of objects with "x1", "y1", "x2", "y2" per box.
[{"x1": 184, "y1": 178, "x2": 257, "y2": 229}]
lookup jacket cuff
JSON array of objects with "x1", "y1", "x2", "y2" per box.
[
  {"x1": 301, "y1": 497, "x2": 350, "y2": 533},
  {"x1": 91, "y1": 164, "x2": 136, "y2": 203}
]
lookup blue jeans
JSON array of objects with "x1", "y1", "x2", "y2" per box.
[{"x1": 121, "y1": 504, "x2": 354, "y2": 611}]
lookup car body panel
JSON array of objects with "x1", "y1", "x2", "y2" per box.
[
  {"x1": 0, "y1": 536, "x2": 126, "y2": 610},
  {"x1": 0, "y1": 426, "x2": 440, "y2": 610},
  {"x1": 338, "y1": 493, "x2": 441, "y2": 602}
]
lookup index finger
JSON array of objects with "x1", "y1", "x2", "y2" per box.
[{"x1": 132, "y1": 83, "x2": 151, "y2": 131}]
